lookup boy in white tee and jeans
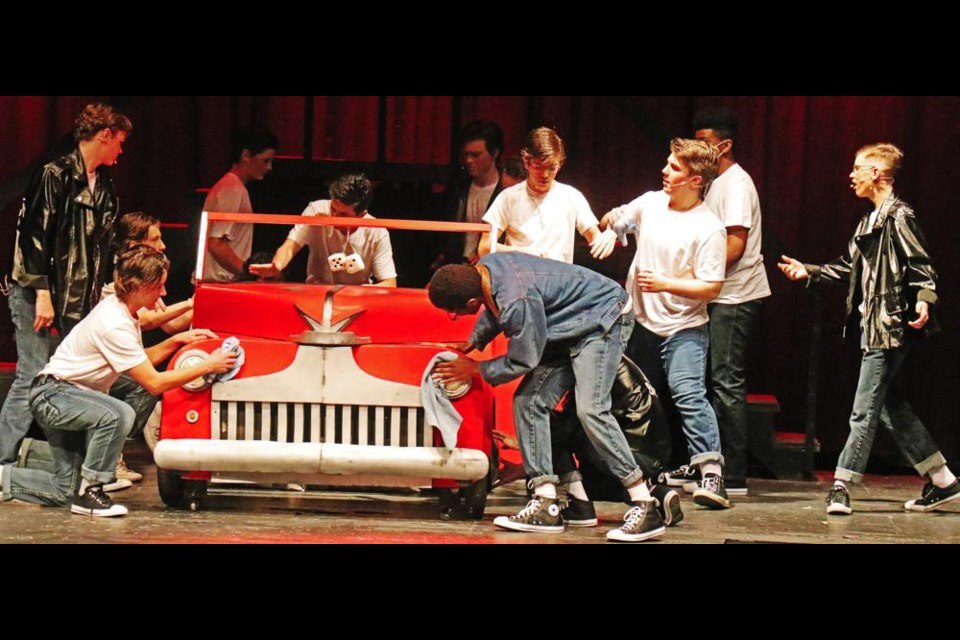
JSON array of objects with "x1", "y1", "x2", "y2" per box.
[
  {"x1": 0, "y1": 248, "x2": 237, "y2": 517},
  {"x1": 602, "y1": 138, "x2": 731, "y2": 509}
]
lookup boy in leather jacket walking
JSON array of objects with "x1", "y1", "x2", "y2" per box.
[{"x1": 779, "y1": 143, "x2": 959, "y2": 515}]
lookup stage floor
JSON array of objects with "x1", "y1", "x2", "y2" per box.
[{"x1": 2, "y1": 442, "x2": 957, "y2": 544}]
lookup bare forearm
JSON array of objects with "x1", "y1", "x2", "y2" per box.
[
  {"x1": 145, "y1": 336, "x2": 185, "y2": 366},
  {"x1": 272, "y1": 240, "x2": 300, "y2": 272},
  {"x1": 663, "y1": 278, "x2": 723, "y2": 301},
  {"x1": 208, "y1": 238, "x2": 244, "y2": 276},
  {"x1": 139, "y1": 299, "x2": 193, "y2": 332}
]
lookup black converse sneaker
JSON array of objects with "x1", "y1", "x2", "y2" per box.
[
  {"x1": 693, "y1": 473, "x2": 732, "y2": 509},
  {"x1": 904, "y1": 480, "x2": 960, "y2": 513},
  {"x1": 71, "y1": 484, "x2": 129, "y2": 517},
  {"x1": 606, "y1": 500, "x2": 666, "y2": 542},
  {"x1": 825, "y1": 484, "x2": 852, "y2": 515},
  {"x1": 560, "y1": 496, "x2": 598, "y2": 527},
  {"x1": 494, "y1": 497, "x2": 564, "y2": 533},
  {"x1": 650, "y1": 484, "x2": 684, "y2": 527},
  {"x1": 665, "y1": 465, "x2": 700, "y2": 488}
]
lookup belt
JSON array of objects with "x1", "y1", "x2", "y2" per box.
[{"x1": 31, "y1": 374, "x2": 60, "y2": 389}]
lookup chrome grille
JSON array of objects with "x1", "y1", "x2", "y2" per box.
[{"x1": 212, "y1": 402, "x2": 431, "y2": 447}]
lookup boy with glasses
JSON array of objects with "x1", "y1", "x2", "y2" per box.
[{"x1": 779, "y1": 143, "x2": 958, "y2": 514}]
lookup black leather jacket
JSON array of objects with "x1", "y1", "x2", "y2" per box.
[
  {"x1": 805, "y1": 196, "x2": 938, "y2": 349},
  {"x1": 11, "y1": 147, "x2": 118, "y2": 333}
]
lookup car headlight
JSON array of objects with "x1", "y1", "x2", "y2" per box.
[
  {"x1": 175, "y1": 349, "x2": 212, "y2": 392},
  {"x1": 442, "y1": 379, "x2": 472, "y2": 400}
]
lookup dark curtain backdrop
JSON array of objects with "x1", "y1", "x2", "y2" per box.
[{"x1": 1, "y1": 96, "x2": 957, "y2": 463}]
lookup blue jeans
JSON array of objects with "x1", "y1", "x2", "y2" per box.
[
  {"x1": 513, "y1": 315, "x2": 643, "y2": 489},
  {"x1": 1, "y1": 377, "x2": 133, "y2": 506},
  {"x1": 709, "y1": 301, "x2": 761, "y2": 482},
  {"x1": 633, "y1": 323, "x2": 723, "y2": 467},
  {"x1": 835, "y1": 340, "x2": 945, "y2": 483},
  {"x1": 11, "y1": 373, "x2": 159, "y2": 476},
  {"x1": 0, "y1": 284, "x2": 54, "y2": 464}
]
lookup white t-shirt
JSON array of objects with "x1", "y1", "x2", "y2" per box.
[
  {"x1": 483, "y1": 182, "x2": 599, "y2": 264},
  {"x1": 203, "y1": 172, "x2": 253, "y2": 283},
  {"x1": 288, "y1": 200, "x2": 398, "y2": 286},
  {"x1": 704, "y1": 164, "x2": 771, "y2": 304},
  {"x1": 613, "y1": 191, "x2": 727, "y2": 337},
  {"x1": 41, "y1": 295, "x2": 147, "y2": 393},
  {"x1": 463, "y1": 182, "x2": 498, "y2": 259}
]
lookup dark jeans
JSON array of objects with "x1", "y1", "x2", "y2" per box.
[
  {"x1": 835, "y1": 338, "x2": 946, "y2": 483},
  {"x1": 708, "y1": 300, "x2": 761, "y2": 482}
]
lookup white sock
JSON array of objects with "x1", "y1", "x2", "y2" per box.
[
  {"x1": 79, "y1": 479, "x2": 91, "y2": 495},
  {"x1": 833, "y1": 479, "x2": 848, "y2": 490},
  {"x1": 929, "y1": 465, "x2": 957, "y2": 489},
  {"x1": 626, "y1": 482, "x2": 652, "y2": 502},
  {"x1": 566, "y1": 481, "x2": 589, "y2": 501},
  {"x1": 701, "y1": 462, "x2": 722, "y2": 477},
  {"x1": 534, "y1": 484, "x2": 557, "y2": 499}
]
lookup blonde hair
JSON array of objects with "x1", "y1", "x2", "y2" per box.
[
  {"x1": 857, "y1": 142, "x2": 903, "y2": 180},
  {"x1": 670, "y1": 138, "x2": 719, "y2": 190}
]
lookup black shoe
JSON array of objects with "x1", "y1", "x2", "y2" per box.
[
  {"x1": 825, "y1": 484, "x2": 852, "y2": 515},
  {"x1": 71, "y1": 484, "x2": 128, "y2": 518},
  {"x1": 693, "y1": 474, "x2": 732, "y2": 510},
  {"x1": 665, "y1": 465, "x2": 700, "y2": 488},
  {"x1": 904, "y1": 480, "x2": 960, "y2": 513},
  {"x1": 725, "y1": 479, "x2": 748, "y2": 497},
  {"x1": 561, "y1": 496, "x2": 598, "y2": 527},
  {"x1": 606, "y1": 500, "x2": 666, "y2": 542},
  {"x1": 494, "y1": 497, "x2": 564, "y2": 533},
  {"x1": 650, "y1": 484, "x2": 684, "y2": 526}
]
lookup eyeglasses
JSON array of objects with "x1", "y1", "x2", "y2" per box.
[{"x1": 852, "y1": 165, "x2": 880, "y2": 174}]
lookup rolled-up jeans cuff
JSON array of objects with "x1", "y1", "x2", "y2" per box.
[
  {"x1": 690, "y1": 452, "x2": 724, "y2": 468},
  {"x1": 528, "y1": 475, "x2": 560, "y2": 490},
  {"x1": 1, "y1": 463, "x2": 11, "y2": 501},
  {"x1": 82, "y1": 465, "x2": 117, "y2": 486},
  {"x1": 559, "y1": 471, "x2": 582, "y2": 485},
  {"x1": 834, "y1": 468, "x2": 864, "y2": 484},
  {"x1": 915, "y1": 452, "x2": 948, "y2": 478},
  {"x1": 620, "y1": 467, "x2": 644, "y2": 488}
]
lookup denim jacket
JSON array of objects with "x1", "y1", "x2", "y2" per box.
[{"x1": 470, "y1": 253, "x2": 628, "y2": 386}]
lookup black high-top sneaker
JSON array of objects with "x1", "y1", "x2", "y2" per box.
[
  {"x1": 71, "y1": 484, "x2": 129, "y2": 517},
  {"x1": 494, "y1": 496, "x2": 564, "y2": 533},
  {"x1": 606, "y1": 500, "x2": 666, "y2": 543}
]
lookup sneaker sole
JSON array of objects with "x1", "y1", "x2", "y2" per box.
[
  {"x1": 663, "y1": 493, "x2": 684, "y2": 527},
  {"x1": 693, "y1": 490, "x2": 731, "y2": 510},
  {"x1": 904, "y1": 490, "x2": 960, "y2": 513},
  {"x1": 564, "y1": 518, "x2": 598, "y2": 528},
  {"x1": 826, "y1": 504, "x2": 853, "y2": 515},
  {"x1": 70, "y1": 504, "x2": 128, "y2": 517},
  {"x1": 493, "y1": 516, "x2": 565, "y2": 534},
  {"x1": 103, "y1": 479, "x2": 133, "y2": 493},
  {"x1": 725, "y1": 488, "x2": 749, "y2": 497},
  {"x1": 606, "y1": 525, "x2": 666, "y2": 543}
]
